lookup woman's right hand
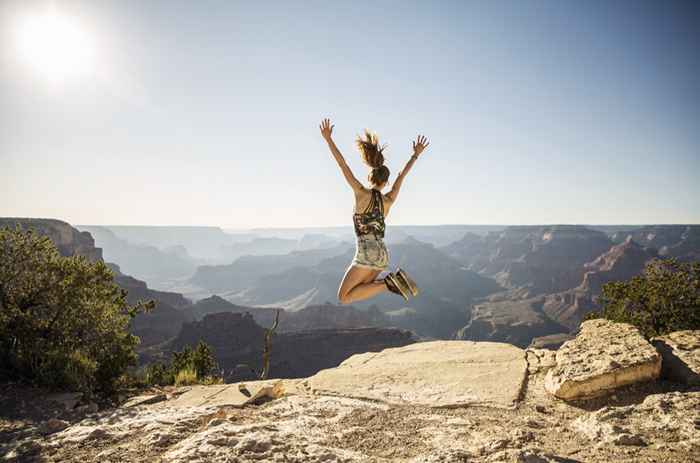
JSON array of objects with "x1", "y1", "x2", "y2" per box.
[{"x1": 320, "y1": 118, "x2": 334, "y2": 141}]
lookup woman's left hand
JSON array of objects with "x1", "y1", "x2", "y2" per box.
[
  {"x1": 412, "y1": 135, "x2": 430, "y2": 157},
  {"x1": 320, "y1": 118, "x2": 335, "y2": 141}
]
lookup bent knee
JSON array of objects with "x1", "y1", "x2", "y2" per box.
[{"x1": 337, "y1": 289, "x2": 352, "y2": 305}]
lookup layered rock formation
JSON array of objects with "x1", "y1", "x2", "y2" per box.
[
  {"x1": 442, "y1": 225, "x2": 613, "y2": 295},
  {"x1": 544, "y1": 320, "x2": 661, "y2": 400},
  {"x1": 578, "y1": 236, "x2": 657, "y2": 293},
  {"x1": 611, "y1": 225, "x2": 700, "y2": 263},
  {"x1": 456, "y1": 297, "x2": 568, "y2": 348},
  {"x1": 0, "y1": 218, "x2": 102, "y2": 262},
  {"x1": 453, "y1": 227, "x2": 668, "y2": 344}
]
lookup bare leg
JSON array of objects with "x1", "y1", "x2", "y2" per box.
[{"x1": 337, "y1": 266, "x2": 386, "y2": 304}]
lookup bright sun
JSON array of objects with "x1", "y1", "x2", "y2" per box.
[{"x1": 15, "y1": 10, "x2": 94, "y2": 80}]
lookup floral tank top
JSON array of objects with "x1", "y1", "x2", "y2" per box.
[{"x1": 353, "y1": 189, "x2": 386, "y2": 239}]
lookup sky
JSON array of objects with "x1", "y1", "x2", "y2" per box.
[{"x1": 1, "y1": 0, "x2": 698, "y2": 228}]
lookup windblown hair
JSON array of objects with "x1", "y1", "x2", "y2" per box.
[{"x1": 356, "y1": 129, "x2": 390, "y2": 187}]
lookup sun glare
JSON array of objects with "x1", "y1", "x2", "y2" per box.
[{"x1": 15, "y1": 10, "x2": 94, "y2": 81}]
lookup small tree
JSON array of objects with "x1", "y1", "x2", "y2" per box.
[
  {"x1": 0, "y1": 227, "x2": 152, "y2": 392},
  {"x1": 586, "y1": 258, "x2": 700, "y2": 338}
]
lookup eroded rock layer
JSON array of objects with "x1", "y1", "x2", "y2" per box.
[{"x1": 544, "y1": 319, "x2": 661, "y2": 400}]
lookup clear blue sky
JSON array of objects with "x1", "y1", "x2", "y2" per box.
[{"x1": 1, "y1": 0, "x2": 698, "y2": 227}]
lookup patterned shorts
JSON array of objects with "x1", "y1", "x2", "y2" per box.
[{"x1": 352, "y1": 236, "x2": 389, "y2": 271}]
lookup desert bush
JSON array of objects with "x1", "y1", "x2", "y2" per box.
[
  {"x1": 585, "y1": 258, "x2": 700, "y2": 338},
  {"x1": 0, "y1": 227, "x2": 153, "y2": 393},
  {"x1": 174, "y1": 368, "x2": 198, "y2": 386},
  {"x1": 144, "y1": 362, "x2": 174, "y2": 386},
  {"x1": 144, "y1": 341, "x2": 219, "y2": 386}
]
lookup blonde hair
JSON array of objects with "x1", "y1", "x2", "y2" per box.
[{"x1": 356, "y1": 129, "x2": 390, "y2": 187}]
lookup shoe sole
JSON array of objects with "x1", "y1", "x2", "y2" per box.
[
  {"x1": 396, "y1": 268, "x2": 419, "y2": 297},
  {"x1": 385, "y1": 273, "x2": 409, "y2": 302}
]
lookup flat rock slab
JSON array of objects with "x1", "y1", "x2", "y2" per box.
[
  {"x1": 167, "y1": 380, "x2": 286, "y2": 408},
  {"x1": 305, "y1": 340, "x2": 528, "y2": 408},
  {"x1": 545, "y1": 319, "x2": 661, "y2": 400},
  {"x1": 652, "y1": 330, "x2": 700, "y2": 385}
]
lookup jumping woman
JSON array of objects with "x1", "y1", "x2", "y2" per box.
[{"x1": 319, "y1": 118, "x2": 429, "y2": 304}]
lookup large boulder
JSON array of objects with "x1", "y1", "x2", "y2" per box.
[
  {"x1": 306, "y1": 340, "x2": 528, "y2": 408},
  {"x1": 652, "y1": 330, "x2": 700, "y2": 385},
  {"x1": 544, "y1": 319, "x2": 661, "y2": 400}
]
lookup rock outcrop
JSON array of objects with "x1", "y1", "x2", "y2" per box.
[
  {"x1": 4, "y1": 334, "x2": 700, "y2": 463},
  {"x1": 0, "y1": 218, "x2": 102, "y2": 262},
  {"x1": 529, "y1": 333, "x2": 574, "y2": 350},
  {"x1": 306, "y1": 341, "x2": 528, "y2": 408},
  {"x1": 571, "y1": 392, "x2": 700, "y2": 448},
  {"x1": 544, "y1": 319, "x2": 661, "y2": 400},
  {"x1": 652, "y1": 330, "x2": 700, "y2": 385}
]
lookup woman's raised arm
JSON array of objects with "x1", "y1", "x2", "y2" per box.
[
  {"x1": 386, "y1": 134, "x2": 429, "y2": 203},
  {"x1": 320, "y1": 118, "x2": 363, "y2": 193}
]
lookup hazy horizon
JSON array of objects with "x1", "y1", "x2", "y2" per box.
[{"x1": 2, "y1": 1, "x2": 699, "y2": 227}]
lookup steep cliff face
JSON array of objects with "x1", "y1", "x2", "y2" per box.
[
  {"x1": 541, "y1": 237, "x2": 658, "y2": 330},
  {"x1": 0, "y1": 218, "x2": 102, "y2": 262},
  {"x1": 166, "y1": 312, "x2": 415, "y2": 381},
  {"x1": 579, "y1": 236, "x2": 657, "y2": 293}
]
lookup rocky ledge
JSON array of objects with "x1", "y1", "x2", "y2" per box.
[
  {"x1": 2, "y1": 323, "x2": 699, "y2": 462},
  {"x1": 544, "y1": 319, "x2": 662, "y2": 400}
]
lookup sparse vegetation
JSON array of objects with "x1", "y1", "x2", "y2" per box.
[
  {"x1": 174, "y1": 367, "x2": 198, "y2": 386},
  {"x1": 585, "y1": 258, "x2": 700, "y2": 338},
  {"x1": 145, "y1": 341, "x2": 220, "y2": 386},
  {"x1": 0, "y1": 227, "x2": 153, "y2": 393}
]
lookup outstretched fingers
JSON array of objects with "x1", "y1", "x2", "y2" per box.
[{"x1": 320, "y1": 118, "x2": 335, "y2": 137}]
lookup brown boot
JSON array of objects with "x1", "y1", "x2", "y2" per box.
[
  {"x1": 384, "y1": 273, "x2": 409, "y2": 301},
  {"x1": 396, "y1": 268, "x2": 419, "y2": 297}
]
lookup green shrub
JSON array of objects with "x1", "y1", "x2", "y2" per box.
[
  {"x1": 174, "y1": 368, "x2": 198, "y2": 386},
  {"x1": 144, "y1": 341, "x2": 219, "y2": 386},
  {"x1": 585, "y1": 258, "x2": 700, "y2": 338},
  {"x1": 0, "y1": 227, "x2": 152, "y2": 393},
  {"x1": 145, "y1": 362, "x2": 174, "y2": 386}
]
